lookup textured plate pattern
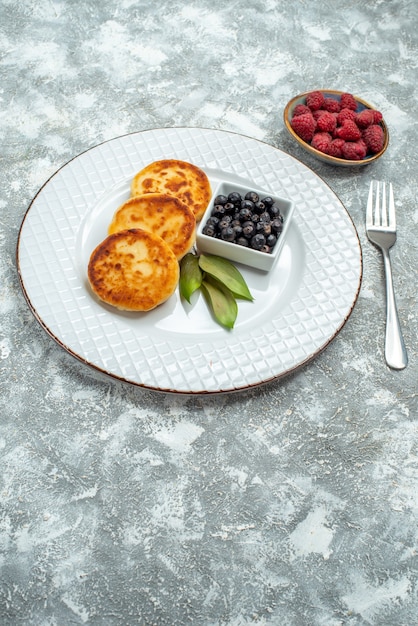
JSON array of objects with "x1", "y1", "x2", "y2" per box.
[{"x1": 17, "y1": 128, "x2": 362, "y2": 393}]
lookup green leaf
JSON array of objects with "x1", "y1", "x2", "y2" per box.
[
  {"x1": 198, "y1": 254, "x2": 254, "y2": 301},
  {"x1": 201, "y1": 277, "x2": 238, "y2": 329},
  {"x1": 179, "y1": 253, "x2": 203, "y2": 303}
]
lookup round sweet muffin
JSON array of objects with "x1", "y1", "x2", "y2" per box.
[
  {"x1": 87, "y1": 228, "x2": 179, "y2": 311},
  {"x1": 131, "y1": 159, "x2": 211, "y2": 221},
  {"x1": 108, "y1": 193, "x2": 196, "y2": 260}
]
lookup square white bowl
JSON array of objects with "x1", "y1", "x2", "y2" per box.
[{"x1": 196, "y1": 181, "x2": 294, "y2": 272}]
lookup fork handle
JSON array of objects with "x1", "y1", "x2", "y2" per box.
[{"x1": 382, "y1": 249, "x2": 408, "y2": 370}]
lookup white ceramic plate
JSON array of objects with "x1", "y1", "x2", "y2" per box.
[{"x1": 17, "y1": 128, "x2": 362, "y2": 394}]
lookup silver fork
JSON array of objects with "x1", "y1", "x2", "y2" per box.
[{"x1": 366, "y1": 181, "x2": 408, "y2": 370}]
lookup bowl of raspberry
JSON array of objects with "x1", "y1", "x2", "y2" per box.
[
  {"x1": 283, "y1": 89, "x2": 389, "y2": 166},
  {"x1": 196, "y1": 181, "x2": 294, "y2": 272}
]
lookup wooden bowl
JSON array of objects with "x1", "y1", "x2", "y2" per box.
[{"x1": 283, "y1": 89, "x2": 389, "y2": 167}]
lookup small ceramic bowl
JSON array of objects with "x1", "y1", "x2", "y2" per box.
[
  {"x1": 283, "y1": 89, "x2": 389, "y2": 167},
  {"x1": 196, "y1": 181, "x2": 294, "y2": 272}
]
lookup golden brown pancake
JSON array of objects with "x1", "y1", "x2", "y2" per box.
[
  {"x1": 130, "y1": 159, "x2": 211, "y2": 221},
  {"x1": 87, "y1": 228, "x2": 179, "y2": 311},
  {"x1": 108, "y1": 193, "x2": 196, "y2": 260}
]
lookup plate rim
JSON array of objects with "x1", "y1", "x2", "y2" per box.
[{"x1": 16, "y1": 126, "x2": 363, "y2": 395}]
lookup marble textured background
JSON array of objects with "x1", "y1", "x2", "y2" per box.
[{"x1": 1, "y1": 0, "x2": 417, "y2": 624}]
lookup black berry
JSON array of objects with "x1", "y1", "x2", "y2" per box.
[
  {"x1": 220, "y1": 227, "x2": 235, "y2": 241},
  {"x1": 245, "y1": 191, "x2": 259, "y2": 203},
  {"x1": 251, "y1": 234, "x2": 266, "y2": 250},
  {"x1": 228, "y1": 192, "x2": 242, "y2": 204},
  {"x1": 242, "y1": 221, "x2": 256, "y2": 238}
]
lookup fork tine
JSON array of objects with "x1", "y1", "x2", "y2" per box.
[
  {"x1": 374, "y1": 181, "x2": 381, "y2": 225},
  {"x1": 366, "y1": 180, "x2": 374, "y2": 226},
  {"x1": 381, "y1": 182, "x2": 387, "y2": 227},
  {"x1": 388, "y1": 182, "x2": 396, "y2": 228}
]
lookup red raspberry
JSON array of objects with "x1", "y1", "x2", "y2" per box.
[
  {"x1": 336, "y1": 119, "x2": 362, "y2": 141},
  {"x1": 341, "y1": 140, "x2": 367, "y2": 160},
  {"x1": 316, "y1": 111, "x2": 337, "y2": 133},
  {"x1": 290, "y1": 112, "x2": 316, "y2": 142},
  {"x1": 311, "y1": 132, "x2": 332, "y2": 154},
  {"x1": 337, "y1": 108, "x2": 357, "y2": 125},
  {"x1": 322, "y1": 97, "x2": 341, "y2": 113},
  {"x1": 372, "y1": 110, "x2": 383, "y2": 123},
  {"x1": 363, "y1": 124, "x2": 385, "y2": 153},
  {"x1": 358, "y1": 138, "x2": 368, "y2": 152},
  {"x1": 306, "y1": 90, "x2": 325, "y2": 111},
  {"x1": 293, "y1": 104, "x2": 311, "y2": 117},
  {"x1": 312, "y1": 109, "x2": 325, "y2": 121},
  {"x1": 355, "y1": 109, "x2": 375, "y2": 128},
  {"x1": 328, "y1": 138, "x2": 345, "y2": 158},
  {"x1": 340, "y1": 92, "x2": 358, "y2": 111}
]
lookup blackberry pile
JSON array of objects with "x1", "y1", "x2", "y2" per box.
[{"x1": 202, "y1": 190, "x2": 284, "y2": 254}]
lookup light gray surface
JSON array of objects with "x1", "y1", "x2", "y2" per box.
[{"x1": 1, "y1": 1, "x2": 417, "y2": 624}]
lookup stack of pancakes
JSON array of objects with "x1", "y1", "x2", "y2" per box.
[{"x1": 87, "y1": 159, "x2": 211, "y2": 311}]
